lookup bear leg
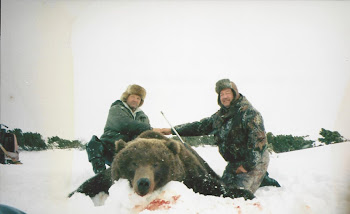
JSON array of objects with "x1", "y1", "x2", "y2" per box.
[
  {"x1": 184, "y1": 174, "x2": 255, "y2": 200},
  {"x1": 69, "y1": 168, "x2": 113, "y2": 198}
]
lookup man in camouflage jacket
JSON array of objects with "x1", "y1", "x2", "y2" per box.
[
  {"x1": 86, "y1": 84, "x2": 153, "y2": 174},
  {"x1": 162, "y1": 79, "x2": 279, "y2": 193}
]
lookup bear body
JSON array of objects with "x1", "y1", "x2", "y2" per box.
[{"x1": 69, "y1": 131, "x2": 254, "y2": 200}]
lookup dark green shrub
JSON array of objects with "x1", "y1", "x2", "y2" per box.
[
  {"x1": 267, "y1": 132, "x2": 314, "y2": 153},
  {"x1": 23, "y1": 132, "x2": 47, "y2": 150},
  {"x1": 48, "y1": 136, "x2": 85, "y2": 149},
  {"x1": 318, "y1": 128, "x2": 344, "y2": 145}
]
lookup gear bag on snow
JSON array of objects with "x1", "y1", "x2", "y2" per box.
[{"x1": 0, "y1": 125, "x2": 21, "y2": 164}]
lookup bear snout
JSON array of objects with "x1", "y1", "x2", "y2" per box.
[
  {"x1": 133, "y1": 165, "x2": 155, "y2": 196},
  {"x1": 137, "y1": 178, "x2": 151, "y2": 196}
]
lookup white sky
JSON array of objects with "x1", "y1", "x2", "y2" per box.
[{"x1": 1, "y1": 0, "x2": 350, "y2": 141}]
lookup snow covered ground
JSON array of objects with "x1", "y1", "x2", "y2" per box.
[{"x1": 0, "y1": 142, "x2": 349, "y2": 214}]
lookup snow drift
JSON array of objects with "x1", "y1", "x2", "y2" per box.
[{"x1": 0, "y1": 142, "x2": 349, "y2": 214}]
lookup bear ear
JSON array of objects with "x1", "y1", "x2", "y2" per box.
[
  {"x1": 138, "y1": 130, "x2": 168, "y2": 140},
  {"x1": 115, "y1": 139, "x2": 127, "y2": 154},
  {"x1": 165, "y1": 139, "x2": 181, "y2": 155}
]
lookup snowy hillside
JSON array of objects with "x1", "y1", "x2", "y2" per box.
[{"x1": 0, "y1": 142, "x2": 349, "y2": 214}]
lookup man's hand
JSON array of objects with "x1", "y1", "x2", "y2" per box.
[
  {"x1": 160, "y1": 128, "x2": 172, "y2": 135},
  {"x1": 152, "y1": 128, "x2": 162, "y2": 133},
  {"x1": 152, "y1": 128, "x2": 172, "y2": 135},
  {"x1": 236, "y1": 165, "x2": 247, "y2": 174}
]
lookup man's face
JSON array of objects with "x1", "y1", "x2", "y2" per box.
[
  {"x1": 220, "y1": 88, "x2": 234, "y2": 107},
  {"x1": 126, "y1": 94, "x2": 142, "y2": 111}
]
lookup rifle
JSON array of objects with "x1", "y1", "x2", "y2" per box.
[{"x1": 160, "y1": 111, "x2": 186, "y2": 144}]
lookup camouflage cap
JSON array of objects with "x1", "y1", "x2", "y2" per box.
[{"x1": 215, "y1": 79, "x2": 240, "y2": 104}]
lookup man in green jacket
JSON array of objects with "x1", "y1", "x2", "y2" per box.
[
  {"x1": 161, "y1": 79, "x2": 279, "y2": 193},
  {"x1": 87, "y1": 84, "x2": 155, "y2": 174}
]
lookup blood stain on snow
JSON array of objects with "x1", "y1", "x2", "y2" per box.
[
  {"x1": 144, "y1": 195, "x2": 181, "y2": 211},
  {"x1": 145, "y1": 199, "x2": 171, "y2": 211},
  {"x1": 234, "y1": 205, "x2": 242, "y2": 214},
  {"x1": 172, "y1": 195, "x2": 181, "y2": 201},
  {"x1": 253, "y1": 202, "x2": 263, "y2": 211}
]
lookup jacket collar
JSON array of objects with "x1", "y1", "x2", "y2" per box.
[{"x1": 122, "y1": 101, "x2": 142, "y2": 119}]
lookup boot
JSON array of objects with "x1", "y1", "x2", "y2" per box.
[
  {"x1": 91, "y1": 158, "x2": 106, "y2": 174},
  {"x1": 260, "y1": 172, "x2": 281, "y2": 187}
]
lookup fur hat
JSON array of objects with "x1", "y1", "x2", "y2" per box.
[
  {"x1": 120, "y1": 84, "x2": 146, "y2": 107},
  {"x1": 215, "y1": 79, "x2": 240, "y2": 105}
]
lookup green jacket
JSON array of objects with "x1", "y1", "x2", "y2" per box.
[
  {"x1": 100, "y1": 100, "x2": 151, "y2": 144},
  {"x1": 174, "y1": 95, "x2": 267, "y2": 171}
]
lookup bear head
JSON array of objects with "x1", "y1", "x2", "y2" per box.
[{"x1": 111, "y1": 131, "x2": 186, "y2": 197}]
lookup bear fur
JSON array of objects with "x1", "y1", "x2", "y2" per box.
[{"x1": 69, "y1": 131, "x2": 254, "y2": 200}]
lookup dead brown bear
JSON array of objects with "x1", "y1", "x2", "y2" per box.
[{"x1": 69, "y1": 131, "x2": 254, "y2": 200}]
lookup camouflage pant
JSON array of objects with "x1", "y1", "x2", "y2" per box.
[
  {"x1": 86, "y1": 135, "x2": 116, "y2": 166},
  {"x1": 86, "y1": 132, "x2": 132, "y2": 166},
  {"x1": 221, "y1": 149, "x2": 269, "y2": 193}
]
